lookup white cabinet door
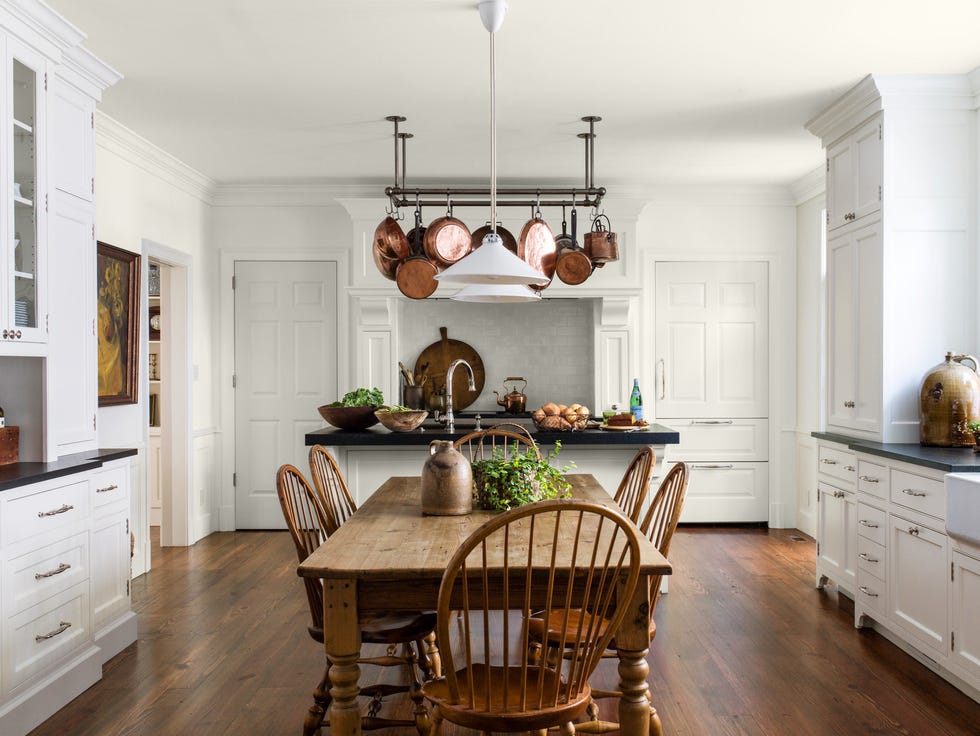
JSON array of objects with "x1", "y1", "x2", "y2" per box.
[
  {"x1": 827, "y1": 223, "x2": 882, "y2": 435},
  {"x1": 49, "y1": 76, "x2": 93, "y2": 202},
  {"x1": 889, "y1": 516, "x2": 948, "y2": 659},
  {"x1": 234, "y1": 261, "x2": 339, "y2": 529},
  {"x1": 655, "y1": 261, "x2": 768, "y2": 419},
  {"x1": 950, "y1": 549, "x2": 980, "y2": 687},
  {"x1": 827, "y1": 116, "x2": 882, "y2": 231},
  {"x1": 90, "y1": 509, "x2": 130, "y2": 631},
  {"x1": 48, "y1": 194, "x2": 96, "y2": 451},
  {"x1": 817, "y1": 482, "x2": 857, "y2": 591}
]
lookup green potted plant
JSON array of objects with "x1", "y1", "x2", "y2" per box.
[
  {"x1": 969, "y1": 421, "x2": 980, "y2": 452},
  {"x1": 471, "y1": 440, "x2": 573, "y2": 512}
]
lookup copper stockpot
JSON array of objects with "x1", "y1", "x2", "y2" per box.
[{"x1": 919, "y1": 352, "x2": 980, "y2": 447}]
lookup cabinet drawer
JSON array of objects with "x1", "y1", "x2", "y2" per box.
[
  {"x1": 6, "y1": 531, "x2": 89, "y2": 616},
  {"x1": 856, "y1": 503, "x2": 887, "y2": 546},
  {"x1": 4, "y1": 581, "x2": 90, "y2": 692},
  {"x1": 891, "y1": 468, "x2": 945, "y2": 520},
  {"x1": 856, "y1": 570, "x2": 887, "y2": 620},
  {"x1": 857, "y1": 536, "x2": 887, "y2": 579},
  {"x1": 663, "y1": 419, "x2": 768, "y2": 461},
  {"x1": 818, "y1": 446, "x2": 857, "y2": 487},
  {"x1": 91, "y1": 464, "x2": 128, "y2": 511},
  {"x1": 857, "y1": 459, "x2": 889, "y2": 500},
  {"x1": 3, "y1": 480, "x2": 89, "y2": 548}
]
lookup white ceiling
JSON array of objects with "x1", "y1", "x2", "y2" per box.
[{"x1": 46, "y1": 0, "x2": 980, "y2": 190}]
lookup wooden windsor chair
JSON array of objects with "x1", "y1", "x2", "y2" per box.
[
  {"x1": 277, "y1": 464, "x2": 436, "y2": 736},
  {"x1": 452, "y1": 423, "x2": 542, "y2": 462},
  {"x1": 528, "y1": 462, "x2": 691, "y2": 735},
  {"x1": 420, "y1": 499, "x2": 642, "y2": 736},
  {"x1": 612, "y1": 447, "x2": 656, "y2": 524}
]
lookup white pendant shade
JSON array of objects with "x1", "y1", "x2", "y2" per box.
[
  {"x1": 451, "y1": 283, "x2": 541, "y2": 303},
  {"x1": 434, "y1": 232, "x2": 550, "y2": 286}
]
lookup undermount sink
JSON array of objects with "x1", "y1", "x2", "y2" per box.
[{"x1": 945, "y1": 473, "x2": 980, "y2": 547}]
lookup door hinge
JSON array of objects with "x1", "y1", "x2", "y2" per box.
[
  {"x1": 91, "y1": 177, "x2": 94, "y2": 194},
  {"x1": 878, "y1": 123, "x2": 882, "y2": 140},
  {"x1": 878, "y1": 185, "x2": 882, "y2": 202},
  {"x1": 46, "y1": 314, "x2": 49, "y2": 333},
  {"x1": 816, "y1": 542, "x2": 820, "y2": 555},
  {"x1": 91, "y1": 112, "x2": 95, "y2": 129},
  {"x1": 232, "y1": 374, "x2": 237, "y2": 388},
  {"x1": 825, "y1": 158, "x2": 830, "y2": 173},
  {"x1": 126, "y1": 518, "x2": 129, "y2": 534},
  {"x1": 127, "y1": 579, "x2": 130, "y2": 596},
  {"x1": 825, "y1": 211, "x2": 829, "y2": 226},
  {"x1": 232, "y1": 472, "x2": 237, "y2": 487},
  {"x1": 92, "y1": 317, "x2": 96, "y2": 336},
  {"x1": 92, "y1": 224, "x2": 95, "y2": 239},
  {"x1": 952, "y1": 561, "x2": 955, "y2": 581},
  {"x1": 45, "y1": 194, "x2": 48, "y2": 213},
  {"x1": 951, "y1": 631, "x2": 955, "y2": 650},
  {"x1": 92, "y1": 414, "x2": 96, "y2": 430},
  {"x1": 231, "y1": 275, "x2": 236, "y2": 290},
  {"x1": 44, "y1": 72, "x2": 47, "y2": 91}
]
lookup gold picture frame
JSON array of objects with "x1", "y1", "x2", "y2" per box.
[{"x1": 97, "y1": 241, "x2": 140, "y2": 406}]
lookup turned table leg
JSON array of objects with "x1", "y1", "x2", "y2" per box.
[
  {"x1": 324, "y1": 578, "x2": 362, "y2": 736},
  {"x1": 616, "y1": 574, "x2": 654, "y2": 736}
]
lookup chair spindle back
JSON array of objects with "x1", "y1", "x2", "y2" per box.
[
  {"x1": 309, "y1": 444, "x2": 357, "y2": 535},
  {"x1": 639, "y1": 461, "x2": 690, "y2": 613},
  {"x1": 613, "y1": 447, "x2": 656, "y2": 524},
  {"x1": 453, "y1": 426, "x2": 541, "y2": 463}
]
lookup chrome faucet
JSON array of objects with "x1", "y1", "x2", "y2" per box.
[{"x1": 444, "y1": 359, "x2": 476, "y2": 433}]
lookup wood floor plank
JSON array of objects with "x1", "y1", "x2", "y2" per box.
[{"x1": 27, "y1": 526, "x2": 980, "y2": 736}]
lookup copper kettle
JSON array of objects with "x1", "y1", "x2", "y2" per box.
[
  {"x1": 919, "y1": 352, "x2": 980, "y2": 447},
  {"x1": 494, "y1": 377, "x2": 527, "y2": 414}
]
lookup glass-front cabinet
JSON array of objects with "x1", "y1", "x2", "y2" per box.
[{"x1": 3, "y1": 38, "x2": 47, "y2": 346}]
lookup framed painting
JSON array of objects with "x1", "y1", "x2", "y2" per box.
[{"x1": 97, "y1": 241, "x2": 140, "y2": 406}]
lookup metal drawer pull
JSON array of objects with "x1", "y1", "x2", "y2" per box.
[
  {"x1": 908, "y1": 526, "x2": 920, "y2": 536},
  {"x1": 820, "y1": 459, "x2": 838, "y2": 465},
  {"x1": 96, "y1": 484, "x2": 119, "y2": 493},
  {"x1": 692, "y1": 464, "x2": 734, "y2": 470},
  {"x1": 35, "y1": 621, "x2": 72, "y2": 642},
  {"x1": 690, "y1": 420, "x2": 734, "y2": 425},
  {"x1": 844, "y1": 400, "x2": 856, "y2": 408},
  {"x1": 35, "y1": 563, "x2": 71, "y2": 580},
  {"x1": 901, "y1": 488, "x2": 927, "y2": 498},
  {"x1": 38, "y1": 504, "x2": 74, "y2": 518},
  {"x1": 844, "y1": 465, "x2": 856, "y2": 472},
  {"x1": 858, "y1": 586, "x2": 878, "y2": 598},
  {"x1": 858, "y1": 553, "x2": 878, "y2": 563},
  {"x1": 859, "y1": 475, "x2": 879, "y2": 483},
  {"x1": 858, "y1": 520, "x2": 879, "y2": 528}
]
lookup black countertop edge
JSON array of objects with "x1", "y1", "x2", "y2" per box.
[
  {"x1": 0, "y1": 448, "x2": 139, "y2": 492},
  {"x1": 811, "y1": 432, "x2": 980, "y2": 473},
  {"x1": 306, "y1": 424, "x2": 680, "y2": 447}
]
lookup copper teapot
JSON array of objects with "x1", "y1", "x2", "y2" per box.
[
  {"x1": 919, "y1": 352, "x2": 980, "y2": 447},
  {"x1": 494, "y1": 377, "x2": 527, "y2": 414}
]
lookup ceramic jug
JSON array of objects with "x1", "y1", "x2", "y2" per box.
[
  {"x1": 421, "y1": 440, "x2": 472, "y2": 515},
  {"x1": 919, "y1": 352, "x2": 980, "y2": 447}
]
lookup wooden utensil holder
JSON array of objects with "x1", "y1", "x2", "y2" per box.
[{"x1": 0, "y1": 426, "x2": 20, "y2": 465}]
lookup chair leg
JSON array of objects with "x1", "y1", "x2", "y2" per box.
[
  {"x1": 430, "y1": 704, "x2": 443, "y2": 736},
  {"x1": 303, "y1": 660, "x2": 330, "y2": 736},
  {"x1": 559, "y1": 723, "x2": 577, "y2": 736},
  {"x1": 420, "y1": 631, "x2": 442, "y2": 679},
  {"x1": 401, "y1": 642, "x2": 430, "y2": 736}
]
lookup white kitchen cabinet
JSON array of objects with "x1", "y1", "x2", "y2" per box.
[
  {"x1": 817, "y1": 481, "x2": 857, "y2": 593},
  {"x1": 809, "y1": 77, "x2": 977, "y2": 444},
  {"x1": 889, "y1": 515, "x2": 948, "y2": 660},
  {"x1": 950, "y1": 547, "x2": 980, "y2": 690},
  {"x1": 1, "y1": 37, "x2": 48, "y2": 350},
  {"x1": 826, "y1": 222, "x2": 882, "y2": 435},
  {"x1": 826, "y1": 115, "x2": 882, "y2": 231},
  {"x1": 49, "y1": 79, "x2": 93, "y2": 202}
]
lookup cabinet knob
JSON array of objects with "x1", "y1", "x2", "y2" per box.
[
  {"x1": 15, "y1": 330, "x2": 21, "y2": 339},
  {"x1": 908, "y1": 526, "x2": 920, "y2": 536},
  {"x1": 1, "y1": 329, "x2": 7, "y2": 339},
  {"x1": 843, "y1": 400, "x2": 856, "y2": 408},
  {"x1": 833, "y1": 490, "x2": 846, "y2": 499}
]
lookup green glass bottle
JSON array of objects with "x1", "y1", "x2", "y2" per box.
[{"x1": 629, "y1": 378, "x2": 643, "y2": 422}]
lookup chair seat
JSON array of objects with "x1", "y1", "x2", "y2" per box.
[
  {"x1": 362, "y1": 611, "x2": 437, "y2": 644},
  {"x1": 422, "y1": 664, "x2": 591, "y2": 732},
  {"x1": 528, "y1": 610, "x2": 657, "y2": 652}
]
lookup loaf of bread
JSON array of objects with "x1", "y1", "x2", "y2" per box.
[{"x1": 606, "y1": 413, "x2": 635, "y2": 427}]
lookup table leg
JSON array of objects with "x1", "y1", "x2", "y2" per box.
[
  {"x1": 616, "y1": 574, "x2": 654, "y2": 736},
  {"x1": 324, "y1": 579, "x2": 362, "y2": 736}
]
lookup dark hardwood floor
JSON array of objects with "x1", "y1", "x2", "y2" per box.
[{"x1": 29, "y1": 526, "x2": 980, "y2": 736}]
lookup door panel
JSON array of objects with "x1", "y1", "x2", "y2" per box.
[{"x1": 234, "y1": 261, "x2": 338, "y2": 529}]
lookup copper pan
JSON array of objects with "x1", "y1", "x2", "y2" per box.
[
  {"x1": 373, "y1": 216, "x2": 410, "y2": 281},
  {"x1": 555, "y1": 207, "x2": 592, "y2": 285},
  {"x1": 518, "y1": 214, "x2": 556, "y2": 291},
  {"x1": 424, "y1": 205, "x2": 472, "y2": 266},
  {"x1": 471, "y1": 224, "x2": 518, "y2": 254},
  {"x1": 396, "y1": 222, "x2": 438, "y2": 299}
]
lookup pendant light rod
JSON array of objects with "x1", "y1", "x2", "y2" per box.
[
  {"x1": 583, "y1": 115, "x2": 601, "y2": 190},
  {"x1": 385, "y1": 115, "x2": 406, "y2": 189},
  {"x1": 490, "y1": 29, "x2": 497, "y2": 233}
]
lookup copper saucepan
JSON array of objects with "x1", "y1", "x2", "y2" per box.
[
  {"x1": 424, "y1": 200, "x2": 472, "y2": 267},
  {"x1": 518, "y1": 208, "x2": 556, "y2": 291},
  {"x1": 555, "y1": 206, "x2": 592, "y2": 285},
  {"x1": 396, "y1": 216, "x2": 439, "y2": 299},
  {"x1": 584, "y1": 213, "x2": 619, "y2": 266},
  {"x1": 373, "y1": 216, "x2": 410, "y2": 281}
]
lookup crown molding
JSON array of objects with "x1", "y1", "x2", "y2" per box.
[
  {"x1": 212, "y1": 183, "x2": 377, "y2": 208},
  {"x1": 790, "y1": 166, "x2": 825, "y2": 206},
  {"x1": 0, "y1": 0, "x2": 84, "y2": 60},
  {"x1": 59, "y1": 45, "x2": 122, "y2": 100},
  {"x1": 96, "y1": 112, "x2": 216, "y2": 204}
]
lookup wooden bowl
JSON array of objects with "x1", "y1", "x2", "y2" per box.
[
  {"x1": 317, "y1": 405, "x2": 381, "y2": 430},
  {"x1": 374, "y1": 409, "x2": 429, "y2": 432}
]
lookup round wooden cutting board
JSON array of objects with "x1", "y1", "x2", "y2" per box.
[{"x1": 415, "y1": 326, "x2": 485, "y2": 411}]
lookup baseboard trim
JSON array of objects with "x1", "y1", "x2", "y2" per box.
[{"x1": 94, "y1": 611, "x2": 138, "y2": 665}]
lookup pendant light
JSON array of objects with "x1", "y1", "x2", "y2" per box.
[
  {"x1": 434, "y1": 0, "x2": 549, "y2": 290},
  {"x1": 451, "y1": 282, "x2": 542, "y2": 303}
]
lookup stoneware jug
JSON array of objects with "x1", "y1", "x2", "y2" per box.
[
  {"x1": 421, "y1": 440, "x2": 472, "y2": 515},
  {"x1": 919, "y1": 352, "x2": 980, "y2": 447}
]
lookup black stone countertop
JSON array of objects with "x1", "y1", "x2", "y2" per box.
[
  {"x1": 306, "y1": 420, "x2": 680, "y2": 448},
  {"x1": 0, "y1": 448, "x2": 139, "y2": 492},
  {"x1": 812, "y1": 432, "x2": 980, "y2": 473}
]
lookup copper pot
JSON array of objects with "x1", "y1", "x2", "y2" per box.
[
  {"x1": 424, "y1": 210, "x2": 471, "y2": 267},
  {"x1": 396, "y1": 222, "x2": 438, "y2": 299},
  {"x1": 518, "y1": 215, "x2": 556, "y2": 291},
  {"x1": 471, "y1": 224, "x2": 518, "y2": 254},
  {"x1": 373, "y1": 216, "x2": 410, "y2": 281},
  {"x1": 584, "y1": 213, "x2": 618, "y2": 265},
  {"x1": 919, "y1": 352, "x2": 980, "y2": 447},
  {"x1": 555, "y1": 208, "x2": 592, "y2": 285}
]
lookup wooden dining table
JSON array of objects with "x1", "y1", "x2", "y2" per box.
[{"x1": 298, "y1": 473, "x2": 671, "y2": 736}]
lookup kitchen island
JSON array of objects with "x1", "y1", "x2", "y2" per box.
[{"x1": 304, "y1": 418, "x2": 679, "y2": 509}]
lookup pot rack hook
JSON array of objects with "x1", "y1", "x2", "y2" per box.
[
  {"x1": 446, "y1": 190, "x2": 453, "y2": 218},
  {"x1": 534, "y1": 190, "x2": 542, "y2": 220}
]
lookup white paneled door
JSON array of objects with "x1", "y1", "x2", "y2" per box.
[
  {"x1": 655, "y1": 261, "x2": 768, "y2": 419},
  {"x1": 234, "y1": 261, "x2": 338, "y2": 529}
]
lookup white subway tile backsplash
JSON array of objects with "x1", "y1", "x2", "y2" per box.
[{"x1": 398, "y1": 298, "x2": 596, "y2": 412}]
